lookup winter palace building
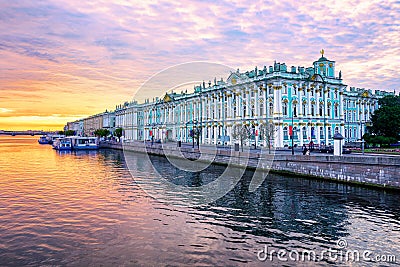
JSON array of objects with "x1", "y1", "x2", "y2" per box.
[{"x1": 69, "y1": 52, "x2": 395, "y2": 148}]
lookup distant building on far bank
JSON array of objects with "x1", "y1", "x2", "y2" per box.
[
  {"x1": 65, "y1": 51, "x2": 397, "y2": 147},
  {"x1": 65, "y1": 111, "x2": 115, "y2": 137}
]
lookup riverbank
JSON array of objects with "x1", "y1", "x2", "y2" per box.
[{"x1": 99, "y1": 141, "x2": 400, "y2": 190}]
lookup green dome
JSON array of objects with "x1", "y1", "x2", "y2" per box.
[{"x1": 317, "y1": 56, "x2": 328, "y2": 61}]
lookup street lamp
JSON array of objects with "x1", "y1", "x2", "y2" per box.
[
  {"x1": 185, "y1": 121, "x2": 188, "y2": 144},
  {"x1": 151, "y1": 122, "x2": 156, "y2": 145},
  {"x1": 291, "y1": 114, "x2": 294, "y2": 155},
  {"x1": 290, "y1": 102, "x2": 297, "y2": 155},
  {"x1": 360, "y1": 120, "x2": 365, "y2": 155},
  {"x1": 192, "y1": 120, "x2": 195, "y2": 148}
]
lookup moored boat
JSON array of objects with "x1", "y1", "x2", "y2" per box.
[
  {"x1": 38, "y1": 135, "x2": 51, "y2": 144},
  {"x1": 53, "y1": 137, "x2": 73, "y2": 151},
  {"x1": 49, "y1": 134, "x2": 65, "y2": 144},
  {"x1": 71, "y1": 136, "x2": 99, "y2": 150}
]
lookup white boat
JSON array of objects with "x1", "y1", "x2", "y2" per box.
[
  {"x1": 70, "y1": 136, "x2": 99, "y2": 150},
  {"x1": 53, "y1": 137, "x2": 72, "y2": 151},
  {"x1": 38, "y1": 135, "x2": 50, "y2": 144},
  {"x1": 49, "y1": 134, "x2": 65, "y2": 144}
]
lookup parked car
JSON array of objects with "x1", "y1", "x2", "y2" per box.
[
  {"x1": 342, "y1": 147, "x2": 352, "y2": 154},
  {"x1": 319, "y1": 145, "x2": 334, "y2": 153}
]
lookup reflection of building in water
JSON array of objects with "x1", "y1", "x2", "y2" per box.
[{"x1": 67, "y1": 52, "x2": 395, "y2": 148}]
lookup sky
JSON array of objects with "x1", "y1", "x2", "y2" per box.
[{"x1": 0, "y1": 0, "x2": 399, "y2": 130}]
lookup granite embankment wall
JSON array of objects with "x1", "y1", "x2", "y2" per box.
[{"x1": 100, "y1": 142, "x2": 400, "y2": 189}]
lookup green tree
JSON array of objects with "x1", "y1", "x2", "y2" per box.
[
  {"x1": 363, "y1": 133, "x2": 397, "y2": 147},
  {"x1": 114, "y1": 128, "x2": 123, "y2": 138},
  {"x1": 93, "y1": 129, "x2": 101, "y2": 137},
  {"x1": 378, "y1": 95, "x2": 400, "y2": 107},
  {"x1": 65, "y1": 130, "x2": 75, "y2": 136},
  {"x1": 94, "y1": 129, "x2": 110, "y2": 137},
  {"x1": 368, "y1": 95, "x2": 400, "y2": 140}
]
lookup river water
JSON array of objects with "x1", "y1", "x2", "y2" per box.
[{"x1": 0, "y1": 136, "x2": 399, "y2": 266}]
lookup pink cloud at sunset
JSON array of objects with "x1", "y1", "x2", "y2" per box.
[{"x1": 0, "y1": 0, "x2": 398, "y2": 130}]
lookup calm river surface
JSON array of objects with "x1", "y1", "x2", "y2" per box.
[{"x1": 0, "y1": 136, "x2": 399, "y2": 266}]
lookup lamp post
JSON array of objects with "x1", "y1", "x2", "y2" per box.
[
  {"x1": 185, "y1": 121, "x2": 188, "y2": 144},
  {"x1": 192, "y1": 120, "x2": 196, "y2": 148},
  {"x1": 345, "y1": 100, "x2": 349, "y2": 143},
  {"x1": 291, "y1": 110, "x2": 294, "y2": 155},
  {"x1": 151, "y1": 122, "x2": 156, "y2": 145},
  {"x1": 264, "y1": 85, "x2": 269, "y2": 153},
  {"x1": 322, "y1": 79, "x2": 328, "y2": 148},
  {"x1": 290, "y1": 102, "x2": 298, "y2": 155},
  {"x1": 192, "y1": 119, "x2": 198, "y2": 148},
  {"x1": 360, "y1": 121, "x2": 365, "y2": 155}
]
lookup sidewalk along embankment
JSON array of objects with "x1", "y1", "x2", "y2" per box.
[{"x1": 99, "y1": 141, "x2": 400, "y2": 190}]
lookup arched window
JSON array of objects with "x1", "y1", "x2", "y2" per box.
[
  {"x1": 345, "y1": 128, "x2": 347, "y2": 137},
  {"x1": 319, "y1": 104, "x2": 323, "y2": 116},
  {"x1": 302, "y1": 103, "x2": 307, "y2": 116},
  {"x1": 293, "y1": 104, "x2": 297, "y2": 117},
  {"x1": 269, "y1": 102, "x2": 273, "y2": 116},
  {"x1": 302, "y1": 127, "x2": 307, "y2": 139},
  {"x1": 328, "y1": 127, "x2": 332, "y2": 139},
  {"x1": 293, "y1": 127, "x2": 298, "y2": 139},
  {"x1": 259, "y1": 102, "x2": 264, "y2": 116},
  {"x1": 311, "y1": 127, "x2": 315, "y2": 138},
  {"x1": 320, "y1": 127, "x2": 324, "y2": 139},
  {"x1": 283, "y1": 127, "x2": 288, "y2": 140},
  {"x1": 334, "y1": 105, "x2": 338, "y2": 117},
  {"x1": 283, "y1": 102, "x2": 288, "y2": 116},
  {"x1": 311, "y1": 104, "x2": 315, "y2": 116},
  {"x1": 327, "y1": 106, "x2": 331, "y2": 117}
]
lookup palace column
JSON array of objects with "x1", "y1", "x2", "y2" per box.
[
  {"x1": 236, "y1": 91, "x2": 240, "y2": 119},
  {"x1": 324, "y1": 85, "x2": 329, "y2": 145},
  {"x1": 255, "y1": 87, "x2": 259, "y2": 119},
  {"x1": 263, "y1": 84, "x2": 268, "y2": 147},
  {"x1": 339, "y1": 91, "x2": 345, "y2": 136},
  {"x1": 273, "y1": 84, "x2": 283, "y2": 147}
]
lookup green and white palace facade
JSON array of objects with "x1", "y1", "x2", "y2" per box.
[{"x1": 70, "y1": 52, "x2": 395, "y2": 148}]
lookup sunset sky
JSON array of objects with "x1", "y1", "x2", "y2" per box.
[{"x1": 0, "y1": 0, "x2": 399, "y2": 130}]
